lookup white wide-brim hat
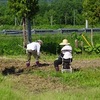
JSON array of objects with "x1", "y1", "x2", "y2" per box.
[
  {"x1": 37, "y1": 40, "x2": 43, "y2": 44},
  {"x1": 59, "y1": 39, "x2": 70, "y2": 45}
]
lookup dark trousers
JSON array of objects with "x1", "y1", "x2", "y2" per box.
[
  {"x1": 54, "y1": 57, "x2": 72, "y2": 69},
  {"x1": 62, "y1": 58, "x2": 72, "y2": 69},
  {"x1": 26, "y1": 50, "x2": 39, "y2": 62},
  {"x1": 54, "y1": 57, "x2": 62, "y2": 67}
]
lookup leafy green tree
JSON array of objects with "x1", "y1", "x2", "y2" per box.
[
  {"x1": 83, "y1": 0, "x2": 100, "y2": 26},
  {"x1": 51, "y1": 0, "x2": 83, "y2": 25},
  {"x1": 26, "y1": 0, "x2": 84, "y2": 26},
  {"x1": 48, "y1": 9, "x2": 56, "y2": 26},
  {"x1": 8, "y1": 0, "x2": 39, "y2": 47},
  {"x1": 83, "y1": 0, "x2": 100, "y2": 46},
  {"x1": 0, "y1": 2, "x2": 14, "y2": 25}
]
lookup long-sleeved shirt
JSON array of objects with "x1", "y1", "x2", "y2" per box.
[
  {"x1": 26, "y1": 42, "x2": 41, "y2": 56},
  {"x1": 61, "y1": 45, "x2": 72, "y2": 59}
]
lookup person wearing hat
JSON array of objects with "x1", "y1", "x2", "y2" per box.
[
  {"x1": 54, "y1": 39, "x2": 73, "y2": 72},
  {"x1": 26, "y1": 40, "x2": 43, "y2": 67}
]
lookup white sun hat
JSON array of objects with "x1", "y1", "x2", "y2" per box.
[
  {"x1": 37, "y1": 40, "x2": 43, "y2": 44},
  {"x1": 59, "y1": 39, "x2": 70, "y2": 45}
]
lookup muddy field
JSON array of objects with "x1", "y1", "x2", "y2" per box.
[{"x1": 0, "y1": 57, "x2": 100, "y2": 93}]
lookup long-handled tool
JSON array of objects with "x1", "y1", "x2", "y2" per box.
[
  {"x1": 82, "y1": 34, "x2": 91, "y2": 47},
  {"x1": 18, "y1": 44, "x2": 26, "y2": 50}
]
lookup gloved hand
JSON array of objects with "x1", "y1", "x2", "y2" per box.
[
  {"x1": 37, "y1": 55, "x2": 40, "y2": 59},
  {"x1": 60, "y1": 53, "x2": 64, "y2": 57},
  {"x1": 58, "y1": 53, "x2": 63, "y2": 59}
]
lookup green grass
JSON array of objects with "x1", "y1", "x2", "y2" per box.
[
  {"x1": 31, "y1": 67, "x2": 100, "y2": 87},
  {"x1": 0, "y1": 66, "x2": 100, "y2": 100},
  {"x1": 73, "y1": 53, "x2": 100, "y2": 60},
  {"x1": 0, "y1": 76, "x2": 24, "y2": 100},
  {"x1": 0, "y1": 32, "x2": 100, "y2": 100},
  {"x1": 31, "y1": 88, "x2": 100, "y2": 100}
]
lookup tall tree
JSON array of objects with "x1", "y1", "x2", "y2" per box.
[
  {"x1": 83, "y1": 0, "x2": 100, "y2": 46},
  {"x1": 8, "y1": 0, "x2": 39, "y2": 47}
]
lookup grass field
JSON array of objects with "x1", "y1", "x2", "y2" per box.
[
  {"x1": 0, "y1": 55, "x2": 100, "y2": 100},
  {"x1": 0, "y1": 32, "x2": 100, "y2": 100}
]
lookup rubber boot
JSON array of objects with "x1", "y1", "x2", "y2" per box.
[
  {"x1": 55, "y1": 67, "x2": 59, "y2": 71},
  {"x1": 26, "y1": 61, "x2": 30, "y2": 67},
  {"x1": 36, "y1": 61, "x2": 40, "y2": 67}
]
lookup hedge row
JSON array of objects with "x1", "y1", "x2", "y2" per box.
[{"x1": 0, "y1": 33, "x2": 100, "y2": 56}]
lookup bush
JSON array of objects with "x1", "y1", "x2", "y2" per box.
[{"x1": 0, "y1": 33, "x2": 100, "y2": 56}]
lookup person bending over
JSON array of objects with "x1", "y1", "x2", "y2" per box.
[{"x1": 26, "y1": 40, "x2": 43, "y2": 67}]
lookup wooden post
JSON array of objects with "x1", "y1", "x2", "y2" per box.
[
  {"x1": 91, "y1": 28, "x2": 94, "y2": 47},
  {"x1": 75, "y1": 39, "x2": 78, "y2": 48},
  {"x1": 22, "y1": 17, "x2": 27, "y2": 48},
  {"x1": 81, "y1": 41, "x2": 83, "y2": 53}
]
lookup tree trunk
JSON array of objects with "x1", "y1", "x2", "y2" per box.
[
  {"x1": 22, "y1": 17, "x2": 27, "y2": 48},
  {"x1": 27, "y1": 18, "x2": 32, "y2": 43}
]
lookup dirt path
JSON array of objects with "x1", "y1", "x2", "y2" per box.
[{"x1": 0, "y1": 56, "x2": 100, "y2": 71}]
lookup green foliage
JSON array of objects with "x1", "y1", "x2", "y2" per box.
[
  {"x1": 84, "y1": 46, "x2": 93, "y2": 54},
  {"x1": 0, "y1": 33, "x2": 100, "y2": 56},
  {"x1": 84, "y1": 44, "x2": 100, "y2": 55},
  {"x1": 0, "y1": 2, "x2": 14, "y2": 25},
  {"x1": 94, "y1": 44, "x2": 100, "y2": 54},
  {"x1": 83, "y1": 0, "x2": 100, "y2": 26},
  {"x1": 0, "y1": 0, "x2": 86, "y2": 26},
  {"x1": 0, "y1": 25, "x2": 23, "y2": 31},
  {"x1": 0, "y1": 35, "x2": 24, "y2": 55},
  {"x1": 74, "y1": 48, "x2": 82, "y2": 54},
  {"x1": 8, "y1": 0, "x2": 39, "y2": 19},
  {"x1": 32, "y1": 34, "x2": 64, "y2": 54},
  {"x1": 1, "y1": 0, "x2": 100, "y2": 26},
  {"x1": 71, "y1": 32, "x2": 82, "y2": 41},
  {"x1": 37, "y1": 0, "x2": 84, "y2": 25}
]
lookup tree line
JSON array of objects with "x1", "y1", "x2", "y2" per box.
[{"x1": 0, "y1": 0, "x2": 99, "y2": 27}]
